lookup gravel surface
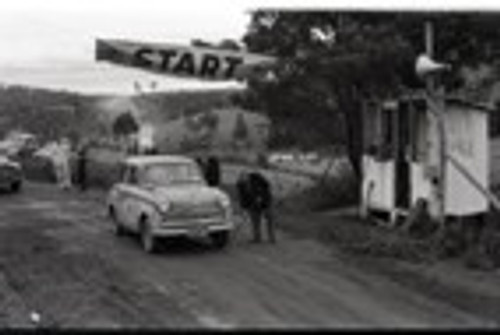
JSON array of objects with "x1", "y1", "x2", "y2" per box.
[{"x1": 0, "y1": 182, "x2": 497, "y2": 329}]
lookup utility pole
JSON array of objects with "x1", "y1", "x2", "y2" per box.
[{"x1": 425, "y1": 21, "x2": 447, "y2": 226}]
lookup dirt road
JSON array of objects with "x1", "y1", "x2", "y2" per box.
[{"x1": 0, "y1": 182, "x2": 496, "y2": 329}]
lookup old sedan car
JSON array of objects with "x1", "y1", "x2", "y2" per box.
[
  {"x1": 0, "y1": 155, "x2": 23, "y2": 193},
  {"x1": 107, "y1": 155, "x2": 234, "y2": 253}
]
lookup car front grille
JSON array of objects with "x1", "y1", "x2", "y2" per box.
[{"x1": 167, "y1": 201, "x2": 223, "y2": 219}]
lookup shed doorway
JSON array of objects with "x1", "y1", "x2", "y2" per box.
[{"x1": 394, "y1": 101, "x2": 411, "y2": 210}]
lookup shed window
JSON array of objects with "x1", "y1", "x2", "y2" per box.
[
  {"x1": 410, "y1": 99, "x2": 428, "y2": 162},
  {"x1": 363, "y1": 101, "x2": 380, "y2": 155},
  {"x1": 378, "y1": 105, "x2": 395, "y2": 160},
  {"x1": 363, "y1": 101, "x2": 395, "y2": 160}
]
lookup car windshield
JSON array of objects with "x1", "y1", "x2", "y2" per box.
[{"x1": 140, "y1": 162, "x2": 204, "y2": 186}]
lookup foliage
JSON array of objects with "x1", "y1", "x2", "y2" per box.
[
  {"x1": 112, "y1": 112, "x2": 139, "y2": 137},
  {"x1": 131, "y1": 89, "x2": 238, "y2": 122},
  {"x1": 0, "y1": 85, "x2": 106, "y2": 143},
  {"x1": 240, "y1": 11, "x2": 500, "y2": 182}
]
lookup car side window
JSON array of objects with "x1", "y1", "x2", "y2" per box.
[
  {"x1": 119, "y1": 164, "x2": 127, "y2": 182},
  {"x1": 124, "y1": 166, "x2": 138, "y2": 185}
]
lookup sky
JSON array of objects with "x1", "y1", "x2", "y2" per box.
[{"x1": 0, "y1": 0, "x2": 497, "y2": 95}]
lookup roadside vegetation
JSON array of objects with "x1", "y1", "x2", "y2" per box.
[{"x1": 5, "y1": 12, "x2": 500, "y2": 276}]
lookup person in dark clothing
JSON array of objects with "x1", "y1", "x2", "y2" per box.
[
  {"x1": 76, "y1": 141, "x2": 89, "y2": 192},
  {"x1": 195, "y1": 156, "x2": 206, "y2": 182},
  {"x1": 236, "y1": 172, "x2": 252, "y2": 224},
  {"x1": 205, "y1": 155, "x2": 221, "y2": 187},
  {"x1": 246, "y1": 171, "x2": 276, "y2": 243}
]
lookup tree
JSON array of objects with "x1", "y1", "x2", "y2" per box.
[
  {"x1": 242, "y1": 12, "x2": 412, "y2": 180},
  {"x1": 241, "y1": 11, "x2": 500, "y2": 184},
  {"x1": 113, "y1": 112, "x2": 139, "y2": 137},
  {"x1": 199, "y1": 111, "x2": 220, "y2": 131}
]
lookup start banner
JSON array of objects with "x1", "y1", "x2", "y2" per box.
[{"x1": 95, "y1": 39, "x2": 276, "y2": 81}]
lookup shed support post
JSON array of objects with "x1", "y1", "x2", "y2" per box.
[{"x1": 424, "y1": 21, "x2": 447, "y2": 226}]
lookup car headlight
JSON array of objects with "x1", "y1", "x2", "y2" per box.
[
  {"x1": 158, "y1": 201, "x2": 171, "y2": 213},
  {"x1": 219, "y1": 196, "x2": 231, "y2": 209}
]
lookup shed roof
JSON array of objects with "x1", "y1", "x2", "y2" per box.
[
  {"x1": 381, "y1": 90, "x2": 493, "y2": 113},
  {"x1": 125, "y1": 155, "x2": 194, "y2": 166}
]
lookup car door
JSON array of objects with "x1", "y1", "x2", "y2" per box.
[
  {"x1": 119, "y1": 165, "x2": 143, "y2": 230},
  {"x1": 110, "y1": 164, "x2": 130, "y2": 226}
]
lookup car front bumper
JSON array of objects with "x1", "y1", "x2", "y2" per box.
[
  {"x1": 0, "y1": 177, "x2": 21, "y2": 189},
  {"x1": 152, "y1": 217, "x2": 233, "y2": 238}
]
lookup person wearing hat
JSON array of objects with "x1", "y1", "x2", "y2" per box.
[{"x1": 246, "y1": 170, "x2": 276, "y2": 243}]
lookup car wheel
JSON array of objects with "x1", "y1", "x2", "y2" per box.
[
  {"x1": 140, "y1": 220, "x2": 158, "y2": 254},
  {"x1": 109, "y1": 207, "x2": 126, "y2": 236},
  {"x1": 10, "y1": 181, "x2": 22, "y2": 193},
  {"x1": 210, "y1": 231, "x2": 230, "y2": 249}
]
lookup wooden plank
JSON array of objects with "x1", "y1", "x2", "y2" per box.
[{"x1": 447, "y1": 153, "x2": 500, "y2": 212}]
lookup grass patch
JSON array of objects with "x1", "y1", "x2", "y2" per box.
[
  {"x1": 278, "y1": 170, "x2": 358, "y2": 213},
  {"x1": 277, "y1": 211, "x2": 438, "y2": 263},
  {"x1": 20, "y1": 153, "x2": 122, "y2": 190}
]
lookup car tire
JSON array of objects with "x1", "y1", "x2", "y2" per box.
[
  {"x1": 10, "y1": 181, "x2": 22, "y2": 193},
  {"x1": 109, "y1": 207, "x2": 126, "y2": 236},
  {"x1": 210, "y1": 231, "x2": 230, "y2": 249},
  {"x1": 140, "y1": 220, "x2": 158, "y2": 254}
]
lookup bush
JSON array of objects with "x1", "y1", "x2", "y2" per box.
[
  {"x1": 85, "y1": 159, "x2": 122, "y2": 189},
  {"x1": 19, "y1": 155, "x2": 55, "y2": 182},
  {"x1": 20, "y1": 149, "x2": 123, "y2": 190},
  {"x1": 279, "y1": 167, "x2": 358, "y2": 213}
]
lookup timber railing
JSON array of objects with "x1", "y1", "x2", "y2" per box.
[{"x1": 446, "y1": 153, "x2": 500, "y2": 213}]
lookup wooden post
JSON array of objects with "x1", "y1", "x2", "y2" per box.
[
  {"x1": 425, "y1": 21, "x2": 447, "y2": 225},
  {"x1": 447, "y1": 153, "x2": 500, "y2": 213}
]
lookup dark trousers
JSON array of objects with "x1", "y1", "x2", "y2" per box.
[
  {"x1": 249, "y1": 207, "x2": 276, "y2": 243},
  {"x1": 77, "y1": 162, "x2": 87, "y2": 191}
]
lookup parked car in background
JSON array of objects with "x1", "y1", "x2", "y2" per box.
[
  {"x1": 0, "y1": 155, "x2": 23, "y2": 192},
  {"x1": 107, "y1": 155, "x2": 234, "y2": 253},
  {"x1": 0, "y1": 132, "x2": 38, "y2": 159}
]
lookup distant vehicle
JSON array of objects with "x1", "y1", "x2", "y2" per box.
[
  {"x1": 0, "y1": 141, "x2": 16, "y2": 157},
  {"x1": 0, "y1": 132, "x2": 38, "y2": 158},
  {"x1": 268, "y1": 152, "x2": 295, "y2": 164},
  {"x1": 7, "y1": 132, "x2": 37, "y2": 149},
  {"x1": 107, "y1": 155, "x2": 234, "y2": 253},
  {"x1": 0, "y1": 155, "x2": 23, "y2": 192}
]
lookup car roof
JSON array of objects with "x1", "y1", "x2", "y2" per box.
[
  {"x1": 0, "y1": 155, "x2": 20, "y2": 167},
  {"x1": 125, "y1": 155, "x2": 195, "y2": 167}
]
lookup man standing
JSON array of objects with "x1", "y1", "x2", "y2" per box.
[
  {"x1": 50, "y1": 138, "x2": 72, "y2": 190},
  {"x1": 205, "y1": 155, "x2": 221, "y2": 187},
  {"x1": 236, "y1": 171, "x2": 251, "y2": 226},
  {"x1": 76, "y1": 140, "x2": 89, "y2": 191},
  {"x1": 247, "y1": 170, "x2": 276, "y2": 243}
]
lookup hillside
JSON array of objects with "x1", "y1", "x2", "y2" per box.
[
  {"x1": 91, "y1": 91, "x2": 270, "y2": 156},
  {"x1": 154, "y1": 107, "x2": 269, "y2": 155},
  {"x1": 0, "y1": 85, "x2": 82, "y2": 140},
  {"x1": 0, "y1": 85, "x2": 270, "y2": 156},
  {"x1": 91, "y1": 89, "x2": 240, "y2": 125}
]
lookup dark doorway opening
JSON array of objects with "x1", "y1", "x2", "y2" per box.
[{"x1": 395, "y1": 102, "x2": 411, "y2": 209}]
